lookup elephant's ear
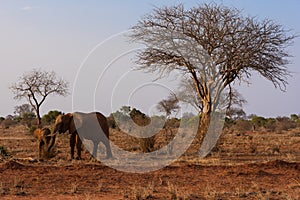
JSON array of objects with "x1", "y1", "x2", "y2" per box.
[
  {"x1": 65, "y1": 113, "x2": 73, "y2": 124},
  {"x1": 73, "y1": 112, "x2": 83, "y2": 128}
]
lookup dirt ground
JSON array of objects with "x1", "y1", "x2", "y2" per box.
[{"x1": 0, "y1": 125, "x2": 300, "y2": 199}]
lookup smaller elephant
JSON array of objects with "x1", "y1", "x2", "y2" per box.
[
  {"x1": 33, "y1": 128, "x2": 56, "y2": 161},
  {"x1": 53, "y1": 112, "x2": 112, "y2": 160}
]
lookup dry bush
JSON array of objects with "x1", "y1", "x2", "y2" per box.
[
  {"x1": 139, "y1": 136, "x2": 156, "y2": 153},
  {"x1": 227, "y1": 116, "x2": 298, "y2": 134},
  {"x1": 167, "y1": 181, "x2": 179, "y2": 200},
  {"x1": 24, "y1": 118, "x2": 39, "y2": 128},
  {"x1": 234, "y1": 119, "x2": 252, "y2": 134},
  {"x1": 265, "y1": 118, "x2": 277, "y2": 131},
  {"x1": 164, "y1": 118, "x2": 180, "y2": 129},
  {"x1": 1, "y1": 118, "x2": 17, "y2": 129},
  {"x1": 275, "y1": 118, "x2": 296, "y2": 132},
  {"x1": 130, "y1": 185, "x2": 154, "y2": 200},
  {"x1": 153, "y1": 127, "x2": 177, "y2": 150}
]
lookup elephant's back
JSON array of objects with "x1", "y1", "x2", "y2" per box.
[{"x1": 74, "y1": 112, "x2": 109, "y2": 136}]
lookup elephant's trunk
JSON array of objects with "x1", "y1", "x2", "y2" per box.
[
  {"x1": 52, "y1": 125, "x2": 58, "y2": 134},
  {"x1": 47, "y1": 133, "x2": 57, "y2": 152}
]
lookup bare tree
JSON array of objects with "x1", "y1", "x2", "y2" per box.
[
  {"x1": 10, "y1": 69, "x2": 69, "y2": 125},
  {"x1": 157, "y1": 93, "x2": 180, "y2": 154},
  {"x1": 226, "y1": 107, "x2": 246, "y2": 120},
  {"x1": 14, "y1": 103, "x2": 34, "y2": 117},
  {"x1": 130, "y1": 3, "x2": 296, "y2": 152},
  {"x1": 14, "y1": 103, "x2": 36, "y2": 126},
  {"x1": 157, "y1": 93, "x2": 180, "y2": 117},
  {"x1": 177, "y1": 78, "x2": 246, "y2": 113},
  {"x1": 176, "y1": 78, "x2": 205, "y2": 112}
]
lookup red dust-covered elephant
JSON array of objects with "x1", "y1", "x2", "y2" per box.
[{"x1": 53, "y1": 112, "x2": 112, "y2": 160}]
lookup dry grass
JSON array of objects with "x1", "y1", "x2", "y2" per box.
[
  {"x1": 203, "y1": 184, "x2": 221, "y2": 200},
  {"x1": 139, "y1": 136, "x2": 156, "y2": 153},
  {"x1": 167, "y1": 181, "x2": 178, "y2": 200},
  {"x1": 130, "y1": 185, "x2": 154, "y2": 200},
  {"x1": 12, "y1": 176, "x2": 26, "y2": 196},
  {"x1": 0, "y1": 182, "x2": 6, "y2": 195},
  {"x1": 0, "y1": 124, "x2": 299, "y2": 199},
  {"x1": 97, "y1": 180, "x2": 104, "y2": 192},
  {"x1": 70, "y1": 182, "x2": 79, "y2": 194}
]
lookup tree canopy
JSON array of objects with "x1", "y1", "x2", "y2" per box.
[
  {"x1": 130, "y1": 3, "x2": 296, "y2": 155},
  {"x1": 10, "y1": 68, "x2": 69, "y2": 125},
  {"x1": 131, "y1": 3, "x2": 295, "y2": 113}
]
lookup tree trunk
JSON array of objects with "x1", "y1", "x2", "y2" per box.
[
  {"x1": 36, "y1": 106, "x2": 42, "y2": 126},
  {"x1": 37, "y1": 117, "x2": 41, "y2": 126},
  {"x1": 185, "y1": 102, "x2": 212, "y2": 157}
]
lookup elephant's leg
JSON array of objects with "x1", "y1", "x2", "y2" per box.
[
  {"x1": 75, "y1": 133, "x2": 82, "y2": 160},
  {"x1": 70, "y1": 133, "x2": 76, "y2": 160},
  {"x1": 103, "y1": 140, "x2": 113, "y2": 159},
  {"x1": 90, "y1": 141, "x2": 98, "y2": 160},
  {"x1": 38, "y1": 141, "x2": 44, "y2": 161}
]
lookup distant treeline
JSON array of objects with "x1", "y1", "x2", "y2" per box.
[{"x1": 1, "y1": 105, "x2": 299, "y2": 134}]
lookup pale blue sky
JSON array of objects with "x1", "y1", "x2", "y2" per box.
[{"x1": 0, "y1": 1, "x2": 299, "y2": 118}]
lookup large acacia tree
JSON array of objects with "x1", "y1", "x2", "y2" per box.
[
  {"x1": 131, "y1": 3, "x2": 295, "y2": 151},
  {"x1": 10, "y1": 69, "x2": 69, "y2": 125}
]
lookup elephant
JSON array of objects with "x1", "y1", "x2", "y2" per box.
[
  {"x1": 33, "y1": 127, "x2": 56, "y2": 161},
  {"x1": 53, "y1": 112, "x2": 112, "y2": 160}
]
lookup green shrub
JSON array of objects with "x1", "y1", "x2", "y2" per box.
[
  {"x1": 22, "y1": 112, "x2": 36, "y2": 127},
  {"x1": 29, "y1": 125, "x2": 37, "y2": 134},
  {"x1": 224, "y1": 117, "x2": 236, "y2": 129},
  {"x1": 265, "y1": 118, "x2": 277, "y2": 131},
  {"x1": 42, "y1": 110, "x2": 62, "y2": 124},
  {"x1": 0, "y1": 117, "x2": 4, "y2": 125},
  {"x1": 297, "y1": 119, "x2": 300, "y2": 127},
  {"x1": 290, "y1": 114, "x2": 299, "y2": 122},
  {"x1": 251, "y1": 116, "x2": 267, "y2": 131}
]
